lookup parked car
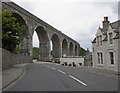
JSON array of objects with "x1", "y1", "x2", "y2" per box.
[
  {"x1": 61, "y1": 63, "x2": 64, "y2": 65},
  {"x1": 79, "y1": 63, "x2": 82, "y2": 66},
  {"x1": 72, "y1": 62, "x2": 76, "y2": 67},
  {"x1": 64, "y1": 62, "x2": 67, "y2": 66}
]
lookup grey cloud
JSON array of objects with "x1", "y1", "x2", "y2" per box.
[
  {"x1": 12, "y1": 1, "x2": 35, "y2": 14},
  {"x1": 91, "y1": 2, "x2": 118, "y2": 15},
  {"x1": 110, "y1": 2, "x2": 118, "y2": 15}
]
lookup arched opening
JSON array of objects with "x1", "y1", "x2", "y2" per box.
[
  {"x1": 50, "y1": 40, "x2": 53, "y2": 61},
  {"x1": 62, "y1": 39, "x2": 68, "y2": 57},
  {"x1": 75, "y1": 45, "x2": 78, "y2": 56},
  {"x1": 33, "y1": 26, "x2": 50, "y2": 61},
  {"x1": 12, "y1": 13, "x2": 28, "y2": 36},
  {"x1": 51, "y1": 34, "x2": 60, "y2": 60},
  {"x1": 69, "y1": 42, "x2": 73, "y2": 56},
  {"x1": 12, "y1": 13, "x2": 29, "y2": 55},
  {"x1": 32, "y1": 31, "x2": 39, "y2": 60}
]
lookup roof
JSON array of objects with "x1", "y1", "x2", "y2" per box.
[
  {"x1": 102, "y1": 36, "x2": 107, "y2": 41},
  {"x1": 109, "y1": 20, "x2": 120, "y2": 39},
  {"x1": 92, "y1": 20, "x2": 120, "y2": 43},
  {"x1": 92, "y1": 38, "x2": 96, "y2": 43},
  {"x1": 113, "y1": 33, "x2": 119, "y2": 39},
  {"x1": 110, "y1": 20, "x2": 120, "y2": 30}
]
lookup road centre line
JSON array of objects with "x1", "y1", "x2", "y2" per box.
[
  {"x1": 51, "y1": 67, "x2": 56, "y2": 70},
  {"x1": 48, "y1": 65, "x2": 87, "y2": 86},
  {"x1": 58, "y1": 70, "x2": 66, "y2": 74},
  {"x1": 55, "y1": 64, "x2": 60, "y2": 65},
  {"x1": 69, "y1": 75, "x2": 87, "y2": 86}
]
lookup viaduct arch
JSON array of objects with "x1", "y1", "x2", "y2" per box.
[{"x1": 2, "y1": 2, "x2": 80, "y2": 62}]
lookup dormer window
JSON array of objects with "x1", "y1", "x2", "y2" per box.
[
  {"x1": 109, "y1": 33, "x2": 113, "y2": 44},
  {"x1": 100, "y1": 35, "x2": 102, "y2": 46},
  {"x1": 97, "y1": 36, "x2": 99, "y2": 46}
]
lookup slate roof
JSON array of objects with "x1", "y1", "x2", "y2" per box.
[
  {"x1": 102, "y1": 36, "x2": 108, "y2": 41},
  {"x1": 110, "y1": 20, "x2": 120, "y2": 30},
  {"x1": 113, "y1": 33, "x2": 119, "y2": 39},
  {"x1": 92, "y1": 38, "x2": 96, "y2": 43},
  {"x1": 92, "y1": 20, "x2": 120, "y2": 43}
]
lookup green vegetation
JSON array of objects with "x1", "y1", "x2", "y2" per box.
[
  {"x1": 33, "y1": 47, "x2": 40, "y2": 59},
  {"x1": 79, "y1": 47, "x2": 87, "y2": 57},
  {"x1": 2, "y1": 9, "x2": 26, "y2": 53}
]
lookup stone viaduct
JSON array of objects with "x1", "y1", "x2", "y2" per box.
[{"x1": 2, "y1": 2, "x2": 80, "y2": 62}]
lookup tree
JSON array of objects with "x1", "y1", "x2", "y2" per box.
[
  {"x1": 79, "y1": 47, "x2": 86, "y2": 57},
  {"x1": 2, "y1": 9, "x2": 25, "y2": 53},
  {"x1": 33, "y1": 47, "x2": 40, "y2": 59}
]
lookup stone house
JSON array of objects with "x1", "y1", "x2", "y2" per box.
[
  {"x1": 92, "y1": 17, "x2": 119, "y2": 72},
  {"x1": 84, "y1": 48, "x2": 92, "y2": 66}
]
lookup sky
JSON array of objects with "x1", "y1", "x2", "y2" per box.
[{"x1": 11, "y1": 0, "x2": 119, "y2": 51}]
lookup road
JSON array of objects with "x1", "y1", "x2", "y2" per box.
[{"x1": 6, "y1": 62, "x2": 118, "y2": 91}]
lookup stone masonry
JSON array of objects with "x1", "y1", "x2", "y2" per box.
[{"x1": 2, "y1": 2, "x2": 80, "y2": 62}]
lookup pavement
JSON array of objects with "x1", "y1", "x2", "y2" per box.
[
  {"x1": 1, "y1": 63, "x2": 28, "y2": 92},
  {"x1": 76, "y1": 66, "x2": 119, "y2": 79},
  {"x1": 4, "y1": 62, "x2": 118, "y2": 91},
  {"x1": 0, "y1": 71, "x2": 2, "y2": 92}
]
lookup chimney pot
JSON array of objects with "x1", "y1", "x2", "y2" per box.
[{"x1": 104, "y1": 16, "x2": 108, "y2": 21}]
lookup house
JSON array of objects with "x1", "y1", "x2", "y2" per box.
[
  {"x1": 84, "y1": 48, "x2": 92, "y2": 66},
  {"x1": 92, "y1": 17, "x2": 120, "y2": 72}
]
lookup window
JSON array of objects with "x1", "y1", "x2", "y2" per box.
[
  {"x1": 93, "y1": 47, "x2": 94, "y2": 52},
  {"x1": 100, "y1": 35, "x2": 102, "y2": 46},
  {"x1": 109, "y1": 33, "x2": 113, "y2": 44},
  {"x1": 97, "y1": 36, "x2": 99, "y2": 46},
  {"x1": 100, "y1": 52, "x2": 103, "y2": 64},
  {"x1": 109, "y1": 52, "x2": 114, "y2": 64},
  {"x1": 90, "y1": 55, "x2": 92, "y2": 60},
  {"x1": 97, "y1": 52, "x2": 103, "y2": 64},
  {"x1": 97, "y1": 52, "x2": 100, "y2": 64}
]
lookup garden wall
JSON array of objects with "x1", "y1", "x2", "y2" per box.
[{"x1": 2, "y1": 49, "x2": 32, "y2": 70}]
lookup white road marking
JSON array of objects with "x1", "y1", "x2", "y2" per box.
[
  {"x1": 69, "y1": 75, "x2": 87, "y2": 86},
  {"x1": 56, "y1": 64, "x2": 60, "y2": 65},
  {"x1": 58, "y1": 70, "x2": 66, "y2": 74},
  {"x1": 51, "y1": 67, "x2": 56, "y2": 70}
]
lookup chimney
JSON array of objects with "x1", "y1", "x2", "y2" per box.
[
  {"x1": 102, "y1": 16, "x2": 109, "y2": 30},
  {"x1": 104, "y1": 17, "x2": 108, "y2": 21},
  {"x1": 87, "y1": 48, "x2": 90, "y2": 52}
]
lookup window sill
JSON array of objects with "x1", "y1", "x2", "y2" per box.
[
  {"x1": 110, "y1": 44, "x2": 113, "y2": 47},
  {"x1": 97, "y1": 64, "x2": 104, "y2": 67},
  {"x1": 109, "y1": 64, "x2": 115, "y2": 68}
]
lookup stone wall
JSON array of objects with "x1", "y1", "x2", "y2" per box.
[
  {"x1": 0, "y1": 48, "x2": 2, "y2": 72},
  {"x1": 60, "y1": 57, "x2": 84, "y2": 66},
  {"x1": 2, "y1": 49, "x2": 32, "y2": 70}
]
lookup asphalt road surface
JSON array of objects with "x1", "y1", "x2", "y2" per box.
[{"x1": 6, "y1": 62, "x2": 118, "y2": 91}]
